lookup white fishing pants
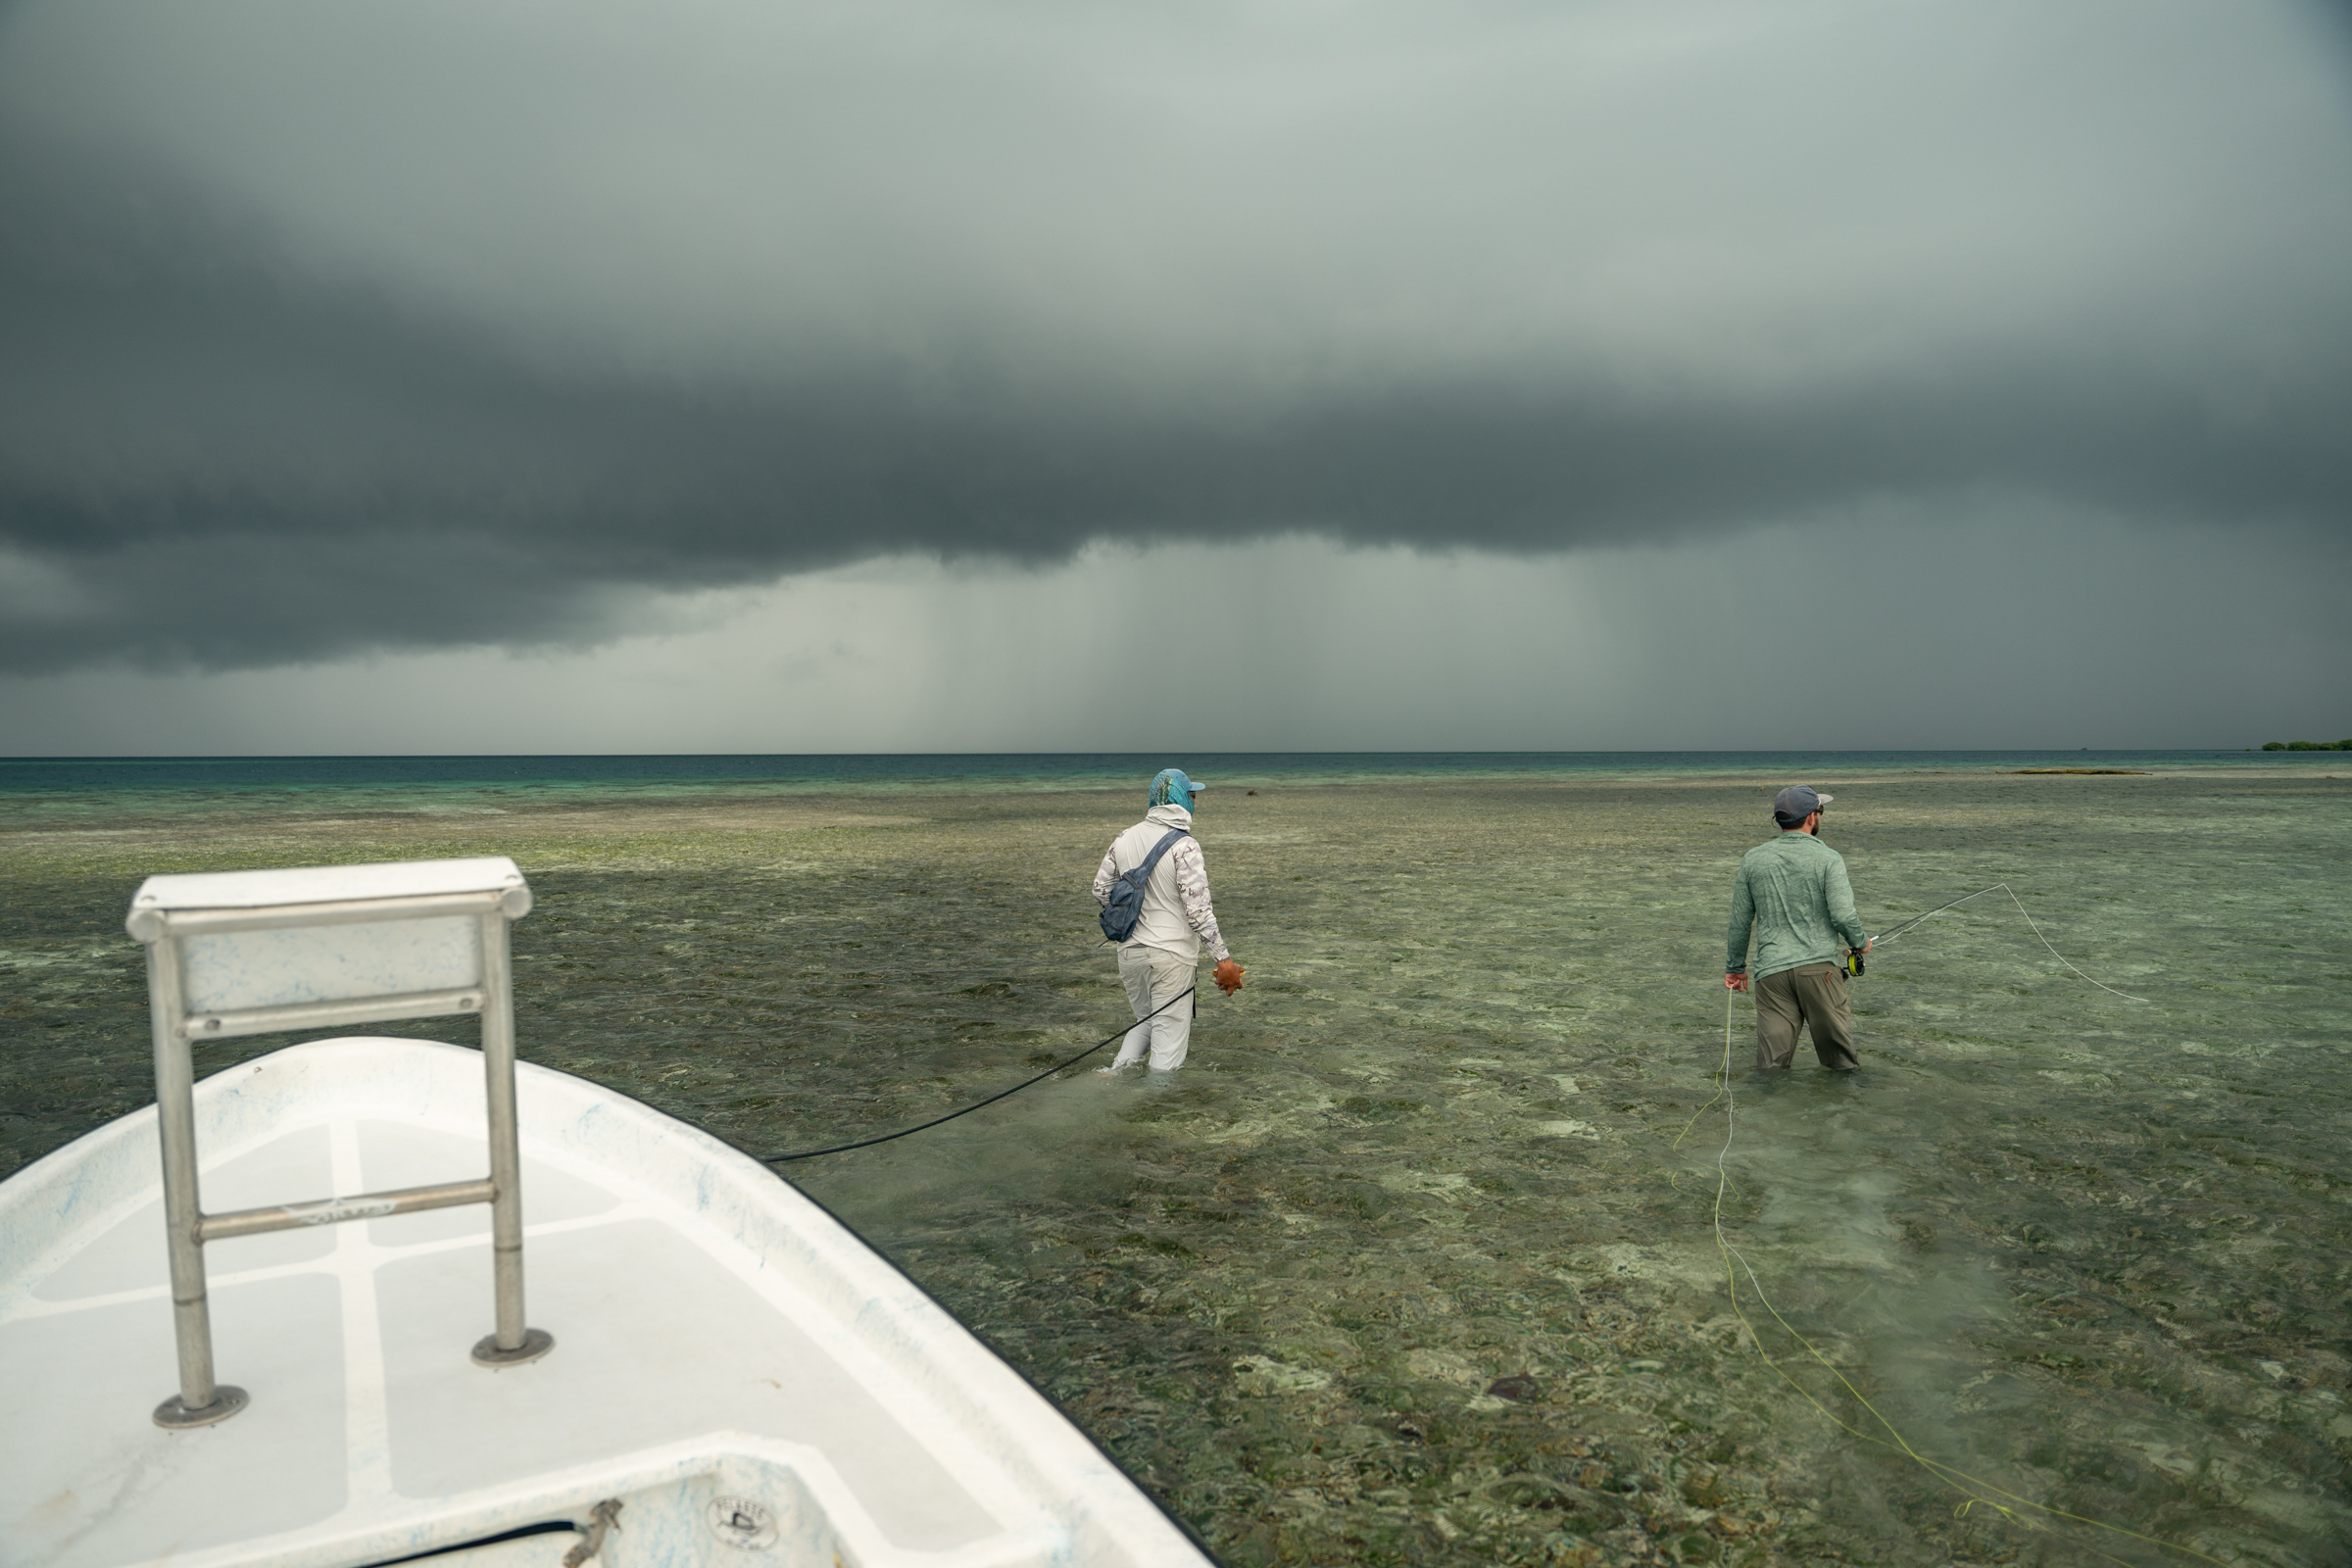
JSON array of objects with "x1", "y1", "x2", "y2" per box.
[{"x1": 1112, "y1": 946, "x2": 1196, "y2": 1071}]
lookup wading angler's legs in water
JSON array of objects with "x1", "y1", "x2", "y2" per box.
[
  {"x1": 1751, "y1": 963, "x2": 1861, "y2": 1071},
  {"x1": 1111, "y1": 947, "x2": 1195, "y2": 1071}
]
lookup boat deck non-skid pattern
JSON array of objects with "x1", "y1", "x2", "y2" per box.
[{"x1": 0, "y1": 1040, "x2": 1162, "y2": 1568}]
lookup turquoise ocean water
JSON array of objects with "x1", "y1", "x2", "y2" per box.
[{"x1": 0, "y1": 749, "x2": 2308, "y2": 820}]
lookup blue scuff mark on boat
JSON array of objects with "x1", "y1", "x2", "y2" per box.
[{"x1": 51, "y1": 1169, "x2": 98, "y2": 1224}]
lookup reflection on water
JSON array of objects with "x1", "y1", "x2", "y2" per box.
[{"x1": 4, "y1": 766, "x2": 2348, "y2": 1565}]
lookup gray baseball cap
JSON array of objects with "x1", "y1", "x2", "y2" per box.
[{"x1": 1773, "y1": 784, "x2": 1834, "y2": 819}]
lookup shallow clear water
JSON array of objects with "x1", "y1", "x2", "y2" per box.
[{"x1": 4, "y1": 760, "x2": 2348, "y2": 1566}]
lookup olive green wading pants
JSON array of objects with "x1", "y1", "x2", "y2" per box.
[{"x1": 1753, "y1": 962, "x2": 1860, "y2": 1071}]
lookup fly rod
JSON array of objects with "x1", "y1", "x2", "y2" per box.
[
  {"x1": 1843, "y1": 882, "x2": 2145, "y2": 1002},
  {"x1": 1842, "y1": 884, "x2": 2002, "y2": 976},
  {"x1": 1869, "y1": 884, "x2": 2004, "y2": 949}
]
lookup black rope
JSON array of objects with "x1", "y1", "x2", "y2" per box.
[{"x1": 759, "y1": 986, "x2": 1199, "y2": 1163}]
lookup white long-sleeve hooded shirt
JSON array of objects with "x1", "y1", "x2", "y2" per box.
[{"x1": 1092, "y1": 804, "x2": 1230, "y2": 963}]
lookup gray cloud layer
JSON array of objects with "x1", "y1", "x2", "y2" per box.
[{"x1": 2, "y1": 0, "x2": 2348, "y2": 672}]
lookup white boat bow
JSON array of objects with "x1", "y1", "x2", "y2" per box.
[{"x1": 0, "y1": 859, "x2": 1211, "y2": 1568}]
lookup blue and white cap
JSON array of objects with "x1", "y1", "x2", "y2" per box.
[
  {"x1": 1149, "y1": 769, "x2": 1204, "y2": 810},
  {"x1": 1773, "y1": 784, "x2": 1834, "y2": 820}
]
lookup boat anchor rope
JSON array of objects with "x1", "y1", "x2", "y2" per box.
[{"x1": 759, "y1": 986, "x2": 1199, "y2": 1164}]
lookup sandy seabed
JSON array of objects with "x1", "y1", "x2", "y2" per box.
[{"x1": 5, "y1": 767, "x2": 2349, "y2": 1567}]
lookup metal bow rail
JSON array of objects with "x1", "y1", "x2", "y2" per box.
[{"x1": 125, "y1": 858, "x2": 554, "y2": 1429}]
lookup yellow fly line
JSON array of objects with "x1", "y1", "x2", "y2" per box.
[{"x1": 1683, "y1": 897, "x2": 2216, "y2": 1566}]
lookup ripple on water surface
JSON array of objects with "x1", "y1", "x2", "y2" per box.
[{"x1": 4, "y1": 761, "x2": 2348, "y2": 1566}]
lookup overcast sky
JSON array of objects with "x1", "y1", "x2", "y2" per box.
[{"x1": 3, "y1": 0, "x2": 2347, "y2": 753}]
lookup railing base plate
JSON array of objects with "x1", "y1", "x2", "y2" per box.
[
  {"x1": 154, "y1": 1385, "x2": 250, "y2": 1430},
  {"x1": 471, "y1": 1328, "x2": 555, "y2": 1368}
]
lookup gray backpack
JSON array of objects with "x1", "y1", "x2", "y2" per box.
[{"x1": 1100, "y1": 828, "x2": 1189, "y2": 943}]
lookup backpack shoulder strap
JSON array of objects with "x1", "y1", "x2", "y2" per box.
[{"x1": 1135, "y1": 827, "x2": 1190, "y2": 876}]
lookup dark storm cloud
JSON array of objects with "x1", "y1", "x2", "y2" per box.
[{"x1": 2, "y1": 0, "x2": 2348, "y2": 673}]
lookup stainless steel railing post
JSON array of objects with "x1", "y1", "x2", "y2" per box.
[
  {"x1": 130, "y1": 865, "x2": 551, "y2": 1428},
  {"x1": 471, "y1": 907, "x2": 551, "y2": 1367},
  {"x1": 147, "y1": 937, "x2": 249, "y2": 1430}
]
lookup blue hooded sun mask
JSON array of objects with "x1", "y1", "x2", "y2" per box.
[{"x1": 1149, "y1": 768, "x2": 1200, "y2": 812}]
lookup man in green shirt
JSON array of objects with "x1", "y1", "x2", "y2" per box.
[{"x1": 1724, "y1": 785, "x2": 1874, "y2": 1072}]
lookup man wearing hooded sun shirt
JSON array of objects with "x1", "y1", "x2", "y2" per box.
[
  {"x1": 1093, "y1": 768, "x2": 1245, "y2": 1073},
  {"x1": 1725, "y1": 785, "x2": 1873, "y2": 1072}
]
